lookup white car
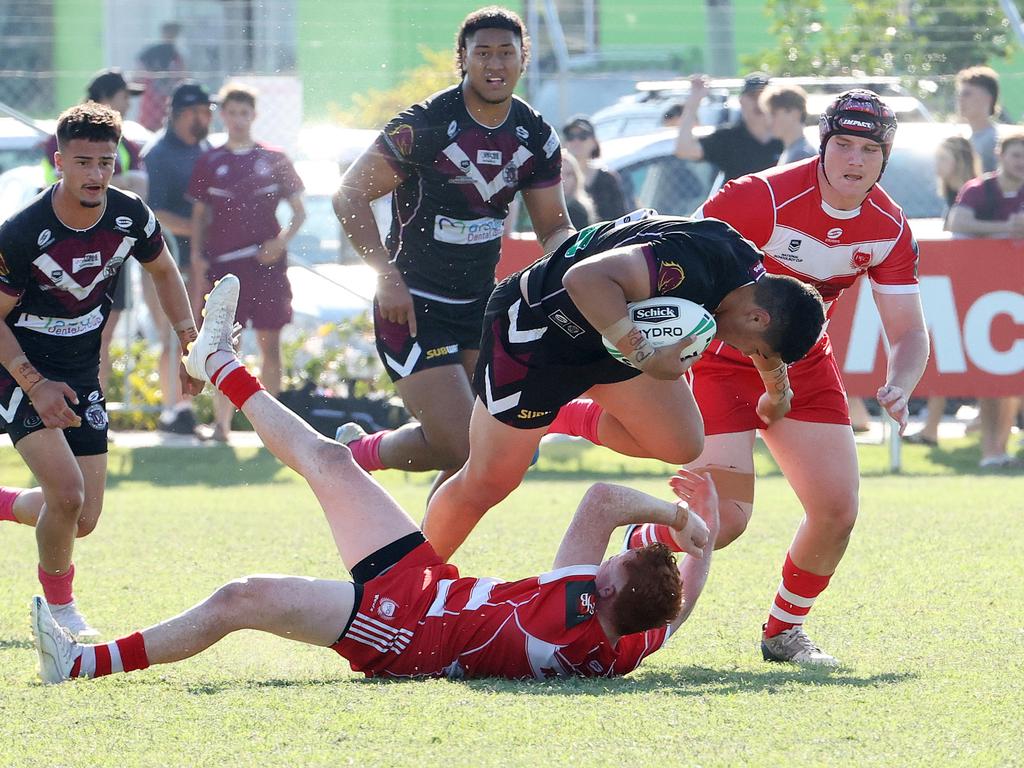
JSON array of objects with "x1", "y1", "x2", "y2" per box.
[{"x1": 601, "y1": 122, "x2": 979, "y2": 223}]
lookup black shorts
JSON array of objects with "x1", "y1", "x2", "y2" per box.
[
  {"x1": 472, "y1": 276, "x2": 636, "y2": 429},
  {"x1": 0, "y1": 369, "x2": 109, "y2": 456},
  {"x1": 373, "y1": 292, "x2": 487, "y2": 383}
]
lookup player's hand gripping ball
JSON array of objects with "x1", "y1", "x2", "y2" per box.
[{"x1": 602, "y1": 296, "x2": 716, "y2": 368}]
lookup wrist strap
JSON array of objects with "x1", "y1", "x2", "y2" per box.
[{"x1": 758, "y1": 362, "x2": 790, "y2": 397}]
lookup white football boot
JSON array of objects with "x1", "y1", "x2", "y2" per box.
[
  {"x1": 48, "y1": 599, "x2": 100, "y2": 639},
  {"x1": 32, "y1": 596, "x2": 79, "y2": 684},
  {"x1": 761, "y1": 624, "x2": 839, "y2": 667},
  {"x1": 184, "y1": 274, "x2": 240, "y2": 384},
  {"x1": 335, "y1": 422, "x2": 368, "y2": 445}
]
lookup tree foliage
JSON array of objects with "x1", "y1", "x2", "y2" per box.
[
  {"x1": 333, "y1": 47, "x2": 457, "y2": 129},
  {"x1": 742, "y1": 0, "x2": 1016, "y2": 79}
]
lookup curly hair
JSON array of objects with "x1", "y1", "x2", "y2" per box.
[
  {"x1": 455, "y1": 6, "x2": 530, "y2": 77},
  {"x1": 609, "y1": 544, "x2": 683, "y2": 636},
  {"x1": 55, "y1": 102, "x2": 121, "y2": 151}
]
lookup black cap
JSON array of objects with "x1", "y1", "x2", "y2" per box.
[
  {"x1": 741, "y1": 72, "x2": 771, "y2": 96},
  {"x1": 171, "y1": 80, "x2": 212, "y2": 111},
  {"x1": 86, "y1": 68, "x2": 144, "y2": 101}
]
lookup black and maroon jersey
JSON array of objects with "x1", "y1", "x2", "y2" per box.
[
  {"x1": 0, "y1": 186, "x2": 164, "y2": 377},
  {"x1": 375, "y1": 84, "x2": 562, "y2": 301},
  {"x1": 518, "y1": 212, "x2": 766, "y2": 363}
]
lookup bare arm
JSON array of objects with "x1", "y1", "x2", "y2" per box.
[
  {"x1": 141, "y1": 247, "x2": 203, "y2": 396},
  {"x1": 873, "y1": 291, "x2": 930, "y2": 433},
  {"x1": 333, "y1": 149, "x2": 417, "y2": 334},
  {"x1": 562, "y1": 246, "x2": 692, "y2": 379},
  {"x1": 552, "y1": 482, "x2": 707, "y2": 569},
  {"x1": 673, "y1": 75, "x2": 707, "y2": 162},
  {"x1": 666, "y1": 470, "x2": 719, "y2": 632},
  {"x1": 0, "y1": 291, "x2": 81, "y2": 428},
  {"x1": 257, "y1": 193, "x2": 307, "y2": 266},
  {"x1": 520, "y1": 183, "x2": 575, "y2": 254},
  {"x1": 947, "y1": 205, "x2": 1024, "y2": 238}
]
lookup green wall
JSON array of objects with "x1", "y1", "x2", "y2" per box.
[{"x1": 53, "y1": 0, "x2": 105, "y2": 113}]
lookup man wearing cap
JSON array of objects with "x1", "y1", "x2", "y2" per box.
[
  {"x1": 40, "y1": 68, "x2": 148, "y2": 394},
  {"x1": 673, "y1": 72, "x2": 783, "y2": 182},
  {"x1": 141, "y1": 80, "x2": 213, "y2": 436}
]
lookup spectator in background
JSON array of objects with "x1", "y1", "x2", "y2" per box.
[
  {"x1": 561, "y1": 153, "x2": 594, "y2": 229},
  {"x1": 955, "y1": 66, "x2": 1000, "y2": 173},
  {"x1": 142, "y1": 80, "x2": 213, "y2": 437},
  {"x1": 946, "y1": 132, "x2": 1024, "y2": 468},
  {"x1": 40, "y1": 68, "x2": 148, "y2": 395},
  {"x1": 905, "y1": 136, "x2": 981, "y2": 448},
  {"x1": 189, "y1": 83, "x2": 306, "y2": 443},
  {"x1": 562, "y1": 116, "x2": 634, "y2": 220},
  {"x1": 673, "y1": 72, "x2": 782, "y2": 182},
  {"x1": 761, "y1": 83, "x2": 815, "y2": 165},
  {"x1": 661, "y1": 103, "x2": 683, "y2": 129},
  {"x1": 136, "y1": 22, "x2": 186, "y2": 132}
]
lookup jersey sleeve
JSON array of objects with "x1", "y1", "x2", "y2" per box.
[
  {"x1": 0, "y1": 221, "x2": 29, "y2": 298},
  {"x1": 638, "y1": 237, "x2": 716, "y2": 305},
  {"x1": 697, "y1": 175, "x2": 776, "y2": 248},
  {"x1": 375, "y1": 102, "x2": 438, "y2": 181},
  {"x1": 610, "y1": 625, "x2": 671, "y2": 675},
  {"x1": 521, "y1": 120, "x2": 562, "y2": 190},
  {"x1": 130, "y1": 197, "x2": 166, "y2": 263},
  {"x1": 187, "y1": 152, "x2": 214, "y2": 204},
  {"x1": 275, "y1": 153, "x2": 304, "y2": 198},
  {"x1": 952, "y1": 177, "x2": 986, "y2": 212},
  {"x1": 867, "y1": 213, "x2": 919, "y2": 293},
  {"x1": 516, "y1": 565, "x2": 601, "y2": 644}
]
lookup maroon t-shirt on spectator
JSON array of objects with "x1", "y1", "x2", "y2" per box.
[
  {"x1": 188, "y1": 143, "x2": 303, "y2": 262},
  {"x1": 954, "y1": 173, "x2": 1024, "y2": 221}
]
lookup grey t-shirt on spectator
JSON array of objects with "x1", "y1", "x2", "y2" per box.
[
  {"x1": 970, "y1": 124, "x2": 998, "y2": 173},
  {"x1": 778, "y1": 135, "x2": 817, "y2": 166}
]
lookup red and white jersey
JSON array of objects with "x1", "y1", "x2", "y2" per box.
[
  {"x1": 335, "y1": 551, "x2": 670, "y2": 680},
  {"x1": 696, "y1": 156, "x2": 919, "y2": 320}
]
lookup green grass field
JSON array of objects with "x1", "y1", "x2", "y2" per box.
[{"x1": 1, "y1": 439, "x2": 1022, "y2": 767}]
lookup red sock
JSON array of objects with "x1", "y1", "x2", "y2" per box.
[
  {"x1": 216, "y1": 367, "x2": 264, "y2": 410},
  {"x1": 348, "y1": 430, "x2": 391, "y2": 472},
  {"x1": 70, "y1": 632, "x2": 150, "y2": 679},
  {"x1": 547, "y1": 399, "x2": 604, "y2": 445},
  {"x1": 764, "y1": 552, "x2": 833, "y2": 637},
  {"x1": 626, "y1": 523, "x2": 684, "y2": 553},
  {"x1": 0, "y1": 487, "x2": 24, "y2": 523},
  {"x1": 38, "y1": 563, "x2": 75, "y2": 606}
]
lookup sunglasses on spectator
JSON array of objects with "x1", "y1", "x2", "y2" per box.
[{"x1": 565, "y1": 130, "x2": 593, "y2": 141}]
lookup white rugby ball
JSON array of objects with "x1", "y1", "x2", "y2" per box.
[{"x1": 602, "y1": 296, "x2": 717, "y2": 368}]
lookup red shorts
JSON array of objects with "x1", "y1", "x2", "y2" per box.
[
  {"x1": 209, "y1": 259, "x2": 292, "y2": 331},
  {"x1": 690, "y1": 335, "x2": 851, "y2": 435},
  {"x1": 330, "y1": 541, "x2": 459, "y2": 678}
]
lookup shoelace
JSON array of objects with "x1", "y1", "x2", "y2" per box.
[{"x1": 781, "y1": 627, "x2": 823, "y2": 654}]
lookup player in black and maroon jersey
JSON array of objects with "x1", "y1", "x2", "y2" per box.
[
  {"x1": 0, "y1": 103, "x2": 203, "y2": 637},
  {"x1": 333, "y1": 7, "x2": 574, "y2": 494},
  {"x1": 423, "y1": 211, "x2": 825, "y2": 559},
  {"x1": 32, "y1": 277, "x2": 719, "y2": 684}
]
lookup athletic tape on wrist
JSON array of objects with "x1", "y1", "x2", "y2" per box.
[{"x1": 758, "y1": 362, "x2": 790, "y2": 397}]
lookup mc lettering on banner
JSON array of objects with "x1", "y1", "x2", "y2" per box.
[{"x1": 828, "y1": 238, "x2": 1024, "y2": 397}]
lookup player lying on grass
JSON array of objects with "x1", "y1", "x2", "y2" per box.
[{"x1": 32, "y1": 274, "x2": 719, "y2": 683}]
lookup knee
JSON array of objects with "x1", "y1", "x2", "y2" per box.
[
  {"x1": 75, "y1": 515, "x2": 100, "y2": 538},
  {"x1": 812, "y1": 492, "x2": 859, "y2": 539},
  {"x1": 423, "y1": 428, "x2": 470, "y2": 471},
  {"x1": 211, "y1": 577, "x2": 264, "y2": 619},
  {"x1": 657, "y1": 432, "x2": 704, "y2": 466},
  {"x1": 311, "y1": 436, "x2": 360, "y2": 475},
  {"x1": 715, "y1": 504, "x2": 751, "y2": 549},
  {"x1": 43, "y1": 484, "x2": 85, "y2": 521},
  {"x1": 449, "y1": 462, "x2": 520, "y2": 513}
]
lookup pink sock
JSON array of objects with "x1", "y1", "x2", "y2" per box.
[
  {"x1": 764, "y1": 552, "x2": 833, "y2": 637},
  {"x1": 547, "y1": 399, "x2": 604, "y2": 445},
  {"x1": 0, "y1": 487, "x2": 25, "y2": 523},
  {"x1": 39, "y1": 563, "x2": 75, "y2": 606},
  {"x1": 70, "y1": 632, "x2": 150, "y2": 679},
  {"x1": 348, "y1": 430, "x2": 391, "y2": 472}
]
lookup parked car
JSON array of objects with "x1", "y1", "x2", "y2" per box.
[
  {"x1": 601, "y1": 121, "x2": 980, "y2": 223},
  {"x1": 0, "y1": 116, "x2": 46, "y2": 176}
]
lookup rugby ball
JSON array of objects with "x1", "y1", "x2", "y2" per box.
[{"x1": 602, "y1": 296, "x2": 717, "y2": 368}]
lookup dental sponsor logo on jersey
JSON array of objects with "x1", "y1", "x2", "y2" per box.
[
  {"x1": 14, "y1": 305, "x2": 105, "y2": 337},
  {"x1": 37, "y1": 229, "x2": 54, "y2": 249},
  {"x1": 433, "y1": 216, "x2": 504, "y2": 245},
  {"x1": 72, "y1": 252, "x2": 102, "y2": 272},
  {"x1": 477, "y1": 149, "x2": 502, "y2": 166}
]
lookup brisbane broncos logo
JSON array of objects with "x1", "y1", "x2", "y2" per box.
[
  {"x1": 386, "y1": 123, "x2": 415, "y2": 157},
  {"x1": 657, "y1": 260, "x2": 685, "y2": 293}
]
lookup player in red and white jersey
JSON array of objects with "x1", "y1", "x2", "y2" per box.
[
  {"x1": 31, "y1": 276, "x2": 720, "y2": 685},
  {"x1": 621, "y1": 90, "x2": 930, "y2": 665}
]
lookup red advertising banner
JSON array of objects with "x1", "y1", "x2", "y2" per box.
[
  {"x1": 500, "y1": 234, "x2": 1024, "y2": 398},
  {"x1": 828, "y1": 238, "x2": 1024, "y2": 398}
]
